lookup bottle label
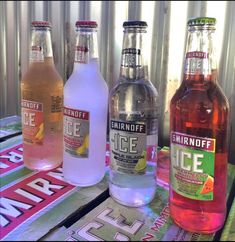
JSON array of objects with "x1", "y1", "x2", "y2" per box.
[
  {"x1": 110, "y1": 120, "x2": 147, "y2": 174},
  {"x1": 51, "y1": 94, "x2": 63, "y2": 113},
  {"x1": 30, "y1": 46, "x2": 44, "y2": 62},
  {"x1": 64, "y1": 107, "x2": 90, "y2": 158},
  {"x1": 170, "y1": 132, "x2": 216, "y2": 201},
  {"x1": 75, "y1": 46, "x2": 89, "y2": 64},
  {"x1": 21, "y1": 100, "x2": 44, "y2": 145},
  {"x1": 184, "y1": 51, "x2": 210, "y2": 75},
  {"x1": 121, "y1": 48, "x2": 141, "y2": 67},
  {"x1": 49, "y1": 93, "x2": 63, "y2": 127}
]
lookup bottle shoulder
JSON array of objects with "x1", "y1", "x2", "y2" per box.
[
  {"x1": 170, "y1": 82, "x2": 229, "y2": 112},
  {"x1": 67, "y1": 61, "x2": 107, "y2": 86},
  {"x1": 170, "y1": 82, "x2": 229, "y2": 140},
  {"x1": 21, "y1": 63, "x2": 63, "y2": 87},
  {"x1": 110, "y1": 78, "x2": 159, "y2": 98},
  {"x1": 65, "y1": 69, "x2": 107, "y2": 91},
  {"x1": 64, "y1": 67, "x2": 108, "y2": 107},
  {"x1": 109, "y1": 78, "x2": 160, "y2": 120}
]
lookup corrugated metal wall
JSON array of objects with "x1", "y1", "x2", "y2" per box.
[{"x1": 0, "y1": 1, "x2": 234, "y2": 162}]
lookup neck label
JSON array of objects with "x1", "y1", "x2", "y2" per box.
[
  {"x1": 184, "y1": 51, "x2": 210, "y2": 75},
  {"x1": 121, "y1": 48, "x2": 141, "y2": 68},
  {"x1": 30, "y1": 46, "x2": 44, "y2": 62},
  {"x1": 75, "y1": 46, "x2": 89, "y2": 63}
]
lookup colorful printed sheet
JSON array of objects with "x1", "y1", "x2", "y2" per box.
[
  {"x1": 45, "y1": 184, "x2": 231, "y2": 241},
  {"x1": 220, "y1": 197, "x2": 235, "y2": 241},
  {"x1": 0, "y1": 136, "x2": 109, "y2": 241},
  {"x1": 0, "y1": 135, "x2": 24, "y2": 178},
  {"x1": 43, "y1": 150, "x2": 235, "y2": 241},
  {"x1": 1, "y1": 136, "x2": 235, "y2": 241},
  {"x1": 0, "y1": 116, "x2": 22, "y2": 138}
]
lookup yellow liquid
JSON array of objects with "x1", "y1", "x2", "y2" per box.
[{"x1": 21, "y1": 57, "x2": 63, "y2": 171}]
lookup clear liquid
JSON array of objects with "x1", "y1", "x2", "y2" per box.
[
  {"x1": 109, "y1": 78, "x2": 160, "y2": 207},
  {"x1": 21, "y1": 58, "x2": 63, "y2": 171},
  {"x1": 63, "y1": 59, "x2": 108, "y2": 186}
]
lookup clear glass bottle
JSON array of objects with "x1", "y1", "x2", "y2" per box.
[
  {"x1": 169, "y1": 17, "x2": 229, "y2": 233},
  {"x1": 109, "y1": 21, "x2": 160, "y2": 207},
  {"x1": 63, "y1": 21, "x2": 108, "y2": 186},
  {"x1": 21, "y1": 21, "x2": 63, "y2": 171}
]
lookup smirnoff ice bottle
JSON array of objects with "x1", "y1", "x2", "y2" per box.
[
  {"x1": 21, "y1": 21, "x2": 63, "y2": 171},
  {"x1": 109, "y1": 21, "x2": 160, "y2": 207},
  {"x1": 63, "y1": 21, "x2": 108, "y2": 186}
]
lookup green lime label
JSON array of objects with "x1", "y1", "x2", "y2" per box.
[{"x1": 170, "y1": 132, "x2": 215, "y2": 201}]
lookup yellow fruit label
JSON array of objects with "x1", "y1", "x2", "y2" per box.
[
  {"x1": 134, "y1": 151, "x2": 147, "y2": 172},
  {"x1": 35, "y1": 123, "x2": 44, "y2": 141},
  {"x1": 64, "y1": 107, "x2": 90, "y2": 158},
  {"x1": 21, "y1": 100, "x2": 44, "y2": 145},
  {"x1": 76, "y1": 135, "x2": 89, "y2": 155}
]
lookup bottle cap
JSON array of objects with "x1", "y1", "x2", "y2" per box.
[
  {"x1": 123, "y1": 21, "x2": 147, "y2": 28},
  {"x1": 188, "y1": 17, "x2": 216, "y2": 26},
  {"x1": 31, "y1": 21, "x2": 52, "y2": 28},
  {"x1": 76, "y1": 21, "x2": 98, "y2": 28}
]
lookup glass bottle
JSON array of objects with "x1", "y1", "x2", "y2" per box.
[
  {"x1": 63, "y1": 21, "x2": 108, "y2": 186},
  {"x1": 169, "y1": 17, "x2": 229, "y2": 233},
  {"x1": 21, "y1": 21, "x2": 63, "y2": 171},
  {"x1": 109, "y1": 21, "x2": 160, "y2": 207}
]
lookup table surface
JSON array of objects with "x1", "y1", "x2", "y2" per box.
[{"x1": 1, "y1": 117, "x2": 235, "y2": 241}]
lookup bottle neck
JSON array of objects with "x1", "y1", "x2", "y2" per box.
[
  {"x1": 73, "y1": 28, "x2": 99, "y2": 71},
  {"x1": 120, "y1": 28, "x2": 147, "y2": 80},
  {"x1": 30, "y1": 28, "x2": 54, "y2": 64},
  {"x1": 184, "y1": 25, "x2": 217, "y2": 85}
]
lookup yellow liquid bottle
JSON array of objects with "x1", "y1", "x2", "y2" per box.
[{"x1": 21, "y1": 21, "x2": 63, "y2": 171}]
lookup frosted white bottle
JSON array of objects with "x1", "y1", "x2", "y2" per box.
[{"x1": 63, "y1": 21, "x2": 108, "y2": 186}]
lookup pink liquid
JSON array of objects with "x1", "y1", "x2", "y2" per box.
[
  {"x1": 23, "y1": 133, "x2": 62, "y2": 171},
  {"x1": 21, "y1": 58, "x2": 63, "y2": 171},
  {"x1": 170, "y1": 76, "x2": 229, "y2": 233},
  {"x1": 170, "y1": 153, "x2": 227, "y2": 233}
]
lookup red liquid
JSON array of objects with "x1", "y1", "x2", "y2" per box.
[{"x1": 169, "y1": 75, "x2": 229, "y2": 234}]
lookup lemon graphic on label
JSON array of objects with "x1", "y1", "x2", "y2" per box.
[
  {"x1": 135, "y1": 150, "x2": 147, "y2": 172},
  {"x1": 84, "y1": 135, "x2": 89, "y2": 149},
  {"x1": 76, "y1": 134, "x2": 89, "y2": 155},
  {"x1": 35, "y1": 123, "x2": 44, "y2": 141}
]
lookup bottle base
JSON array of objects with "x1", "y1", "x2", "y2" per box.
[
  {"x1": 109, "y1": 182, "x2": 156, "y2": 207},
  {"x1": 172, "y1": 217, "x2": 224, "y2": 234},
  {"x1": 24, "y1": 161, "x2": 62, "y2": 171},
  {"x1": 170, "y1": 204, "x2": 225, "y2": 234},
  {"x1": 63, "y1": 174, "x2": 105, "y2": 187}
]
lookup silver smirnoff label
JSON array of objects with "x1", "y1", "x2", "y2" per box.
[
  {"x1": 63, "y1": 107, "x2": 90, "y2": 158},
  {"x1": 110, "y1": 120, "x2": 147, "y2": 175}
]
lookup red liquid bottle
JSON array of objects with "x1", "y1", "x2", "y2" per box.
[{"x1": 169, "y1": 17, "x2": 230, "y2": 234}]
